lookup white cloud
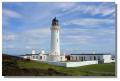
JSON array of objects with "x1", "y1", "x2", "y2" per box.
[
  {"x1": 3, "y1": 27, "x2": 51, "y2": 50},
  {"x1": 3, "y1": 45, "x2": 15, "y2": 49},
  {"x1": 25, "y1": 46, "x2": 32, "y2": 49},
  {"x1": 2, "y1": 9, "x2": 22, "y2": 27},
  {"x1": 61, "y1": 27, "x2": 115, "y2": 36},
  {"x1": 80, "y1": 3, "x2": 115, "y2": 17},
  {"x1": 19, "y1": 27, "x2": 50, "y2": 45},
  {"x1": 92, "y1": 3, "x2": 115, "y2": 16},
  {"x1": 58, "y1": 2, "x2": 115, "y2": 17},
  {"x1": 3, "y1": 9, "x2": 22, "y2": 18},
  {"x1": 23, "y1": 27, "x2": 50, "y2": 38},
  {"x1": 61, "y1": 34, "x2": 94, "y2": 46},
  {"x1": 3, "y1": 34, "x2": 16, "y2": 41},
  {"x1": 97, "y1": 29, "x2": 115, "y2": 35},
  {"x1": 55, "y1": 2, "x2": 76, "y2": 12},
  {"x1": 63, "y1": 18, "x2": 114, "y2": 27},
  {"x1": 60, "y1": 26, "x2": 115, "y2": 47}
]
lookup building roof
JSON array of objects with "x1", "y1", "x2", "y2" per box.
[
  {"x1": 70, "y1": 53, "x2": 111, "y2": 55},
  {"x1": 20, "y1": 54, "x2": 48, "y2": 56}
]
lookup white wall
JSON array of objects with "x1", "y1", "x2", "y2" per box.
[
  {"x1": 46, "y1": 61, "x2": 66, "y2": 67},
  {"x1": 45, "y1": 61, "x2": 98, "y2": 67},
  {"x1": 66, "y1": 61, "x2": 98, "y2": 67},
  {"x1": 47, "y1": 55, "x2": 66, "y2": 62},
  {"x1": 21, "y1": 55, "x2": 32, "y2": 60},
  {"x1": 48, "y1": 55, "x2": 60, "y2": 61},
  {"x1": 50, "y1": 25, "x2": 60, "y2": 56},
  {"x1": 60, "y1": 56, "x2": 66, "y2": 61},
  {"x1": 39, "y1": 55, "x2": 47, "y2": 61},
  {"x1": 103, "y1": 55, "x2": 112, "y2": 63},
  {"x1": 31, "y1": 55, "x2": 38, "y2": 60}
]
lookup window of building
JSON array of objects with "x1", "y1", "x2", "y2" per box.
[
  {"x1": 79, "y1": 56, "x2": 81, "y2": 61},
  {"x1": 61, "y1": 57, "x2": 62, "y2": 61},
  {"x1": 81, "y1": 57, "x2": 83, "y2": 61},
  {"x1": 94, "y1": 56, "x2": 96, "y2": 60},
  {"x1": 71, "y1": 56, "x2": 73, "y2": 60},
  {"x1": 44, "y1": 56, "x2": 46, "y2": 59},
  {"x1": 36, "y1": 56, "x2": 38, "y2": 59},
  {"x1": 76, "y1": 56, "x2": 77, "y2": 60},
  {"x1": 84, "y1": 56, "x2": 86, "y2": 61},
  {"x1": 90, "y1": 56, "x2": 92, "y2": 60},
  {"x1": 98, "y1": 56, "x2": 100, "y2": 60},
  {"x1": 40, "y1": 56, "x2": 42, "y2": 59},
  {"x1": 33, "y1": 56, "x2": 35, "y2": 59}
]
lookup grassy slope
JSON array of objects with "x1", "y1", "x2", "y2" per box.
[
  {"x1": 18, "y1": 60, "x2": 115, "y2": 76},
  {"x1": 3, "y1": 54, "x2": 68, "y2": 76}
]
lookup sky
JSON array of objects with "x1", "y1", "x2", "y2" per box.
[{"x1": 2, "y1": 2, "x2": 116, "y2": 55}]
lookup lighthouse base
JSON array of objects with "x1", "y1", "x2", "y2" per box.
[{"x1": 48, "y1": 55, "x2": 65, "y2": 62}]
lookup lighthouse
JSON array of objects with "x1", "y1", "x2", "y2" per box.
[
  {"x1": 50, "y1": 17, "x2": 60, "y2": 55},
  {"x1": 49, "y1": 17, "x2": 61, "y2": 61}
]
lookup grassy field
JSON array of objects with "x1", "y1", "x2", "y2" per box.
[
  {"x1": 18, "y1": 60, "x2": 115, "y2": 76},
  {"x1": 2, "y1": 54, "x2": 116, "y2": 76}
]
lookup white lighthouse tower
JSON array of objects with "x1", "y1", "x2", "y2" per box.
[
  {"x1": 51, "y1": 17, "x2": 60, "y2": 55},
  {"x1": 49, "y1": 17, "x2": 61, "y2": 61}
]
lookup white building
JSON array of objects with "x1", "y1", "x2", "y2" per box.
[
  {"x1": 20, "y1": 17, "x2": 114, "y2": 67},
  {"x1": 69, "y1": 54, "x2": 112, "y2": 63},
  {"x1": 21, "y1": 49, "x2": 48, "y2": 61}
]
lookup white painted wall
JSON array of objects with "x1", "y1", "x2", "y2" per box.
[
  {"x1": 47, "y1": 55, "x2": 66, "y2": 62},
  {"x1": 103, "y1": 55, "x2": 112, "y2": 63},
  {"x1": 60, "y1": 55, "x2": 66, "y2": 61},
  {"x1": 39, "y1": 55, "x2": 47, "y2": 61},
  {"x1": 45, "y1": 61, "x2": 98, "y2": 67},
  {"x1": 46, "y1": 61, "x2": 66, "y2": 67},
  {"x1": 50, "y1": 25, "x2": 60, "y2": 56},
  {"x1": 66, "y1": 61, "x2": 98, "y2": 67},
  {"x1": 20, "y1": 56, "x2": 27, "y2": 59},
  {"x1": 21, "y1": 55, "x2": 32, "y2": 60},
  {"x1": 31, "y1": 55, "x2": 38, "y2": 60},
  {"x1": 48, "y1": 55, "x2": 59, "y2": 62}
]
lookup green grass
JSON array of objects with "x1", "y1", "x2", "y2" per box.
[
  {"x1": 18, "y1": 60, "x2": 115, "y2": 76},
  {"x1": 2, "y1": 54, "x2": 116, "y2": 76}
]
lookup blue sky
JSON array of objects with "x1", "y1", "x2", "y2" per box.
[{"x1": 2, "y1": 2, "x2": 115, "y2": 55}]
